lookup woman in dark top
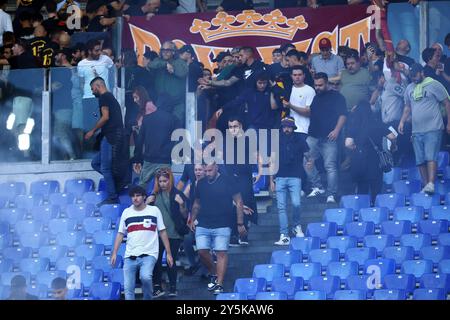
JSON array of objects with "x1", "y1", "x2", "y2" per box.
[
  {"x1": 148, "y1": 167, "x2": 188, "y2": 298},
  {"x1": 345, "y1": 100, "x2": 397, "y2": 203}
]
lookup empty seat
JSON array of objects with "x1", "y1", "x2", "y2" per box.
[
  {"x1": 109, "y1": 269, "x2": 124, "y2": 290},
  {"x1": 99, "y1": 204, "x2": 123, "y2": 221},
  {"x1": 326, "y1": 261, "x2": 358, "y2": 284},
  {"x1": 410, "y1": 193, "x2": 440, "y2": 211},
  {"x1": 326, "y1": 236, "x2": 357, "y2": 255},
  {"x1": 438, "y1": 151, "x2": 449, "y2": 170},
  {"x1": 365, "y1": 235, "x2": 396, "y2": 255},
  {"x1": 49, "y1": 193, "x2": 75, "y2": 208},
  {"x1": 255, "y1": 291, "x2": 288, "y2": 300},
  {"x1": 0, "y1": 182, "x2": 26, "y2": 202},
  {"x1": 345, "y1": 247, "x2": 377, "y2": 266},
  {"x1": 359, "y1": 207, "x2": 389, "y2": 225},
  {"x1": 35, "y1": 271, "x2": 67, "y2": 288},
  {"x1": 98, "y1": 179, "x2": 106, "y2": 192},
  {"x1": 19, "y1": 232, "x2": 48, "y2": 249},
  {"x1": 333, "y1": 290, "x2": 365, "y2": 300},
  {"x1": 289, "y1": 237, "x2": 320, "y2": 255},
  {"x1": 406, "y1": 167, "x2": 421, "y2": 181},
  {"x1": 383, "y1": 274, "x2": 416, "y2": 294},
  {"x1": 402, "y1": 260, "x2": 433, "y2": 279},
  {"x1": 66, "y1": 204, "x2": 95, "y2": 223},
  {"x1": 48, "y1": 218, "x2": 77, "y2": 234},
  {"x1": 324, "y1": 208, "x2": 353, "y2": 226},
  {"x1": 380, "y1": 220, "x2": 412, "y2": 238},
  {"x1": 0, "y1": 233, "x2": 10, "y2": 249},
  {"x1": 0, "y1": 208, "x2": 26, "y2": 225},
  {"x1": 309, "y1": 276, "x2": 340, "y2": 298},
  {"x1": 74, "y1": 244, "x2": 104, "y2": 262},
  {"x1": 0, "y1": 196, "x2": 8, "y2": 208},
  {"x1": 413, "y1": 288, "x2": 445, "y2": 300},
  {"x1": 289, "y1": 263, "x2": 321, "y2": 283},
  {"x1": 418, "y1": 220, "x2": 449, "y2": 237},
  {"x1": 216, "y1": 293, "x2": 247, "y2": 300},
  {"x1": 38, "y1": 245, "x2": 68, "y2": 264},
  {"x1": 234, "y1": 278, "x2": 267, "y2": 300},
  {"x1": 56, "y1": 257, "x2": 87, "y2": 272},
  {"x1": 346, "y1": 275, "x2": 373, "y2": 298},
  {"x1": 430, "y1": 205, "x2": 450, "y2": 221},
  {"x1": 364, "y1": 258, "x2": 396, "y2": 277},
  {"x1": 30, "y1": 205, "x2": 60, "y2": 223},
  {"x1": 420, "y1": 246, "x2": 450, "y2": 265},
  {"x1": 373, "y1": 289, "x2": 407, "y2": 300},
  {"x1": 30, "y1": 180, "x2": 60, "y2": 198},
  {"x1": 438, "y1": 234, "x2": 450, "y2": 246},
  {"x1": 309, "y1": 249, "x2": 339, "y2": 267},
  {"x1": 118, "y1": 195, "x2": 132, "y2": 207},
  {"x1": 82, "y1": 192, "x2": 107, "y2": 205},
  {"x1": 375, "y1": 193, "x2": 406, "y2": 212},
  {"x1": 383, "y1": 246, "x2": 415, "y2": 267},
  {"x1": 383, "y1": 168, "x2": 402, "y2": 186},
  {"x1": 19, "y1": 258, "x2": 50, "y2": 275},
  {"x1": 14, "y1": 220, "x2": 43, "y2": 234},
  {"x1": 340, "y1": 195, "x2": 370, "y2": 212},
  {"x1": 270, "y1": 277, "x2": 303, "y2": 300},
  {"x1": 270, "y1": 250, "x2": 302, "y2": 273},
  {"x1": 252, "y1": 264, "x2": 284, "y2": 285},
  {"x1": 14, "y1": 195, "x2": 43, "y2": 211},
  {"x1": 344, "y1": 221, "x2": 375, "y2": 240},
  {"x1": 92, "y1": 255, "x2": 123, "y2": 273},
  {"x1": 89, "y1": 282, "x2": 121, "y2": 300},
  {"x1": 27, "y1": 284, "x2": 49, "y2": 299},
  {"x1": 435, "y1": 180, "x2": 450, "y2": 197},
  {"x1": 64, "y1": 179, "x2": 95, "y2": 199},
  {"x1": 82, "y1": 217, "x2": 111, "y2": 234},
  {"x1": 393, "y1": 206, "x2": 424, "y2": 224},
  {"x1": 0, "y1": 272, "x2": 31, "y2": 287},
  {"x1": 2, "y1": 247, "x2": 32, "y2": 264},
  {"x1": 393, "y1": 180, "x2": 421, "y2": 197},
  {"x1": 55, "y1": 231, "x2": 86, "y2": 248},
  {"x1": 400, "y1": 234, "x2": 432, "y2": 253},
  {"x1": 92, "y1": 230, "x2": 116, "y2": 247},
  {"x1": 79, "y1": 269, "x2": 104, "y2": 289},
  {"x1": 0, "y1": 259, "x2": 13, "y2": 273},
  {"x1": 293, "y1": 290, "x2": 326, "y2": 300},
  {"x1": 420, "y1": 273, "x2": 450, "y2": 293},
  {"x1": 306, "y1": 222, "x2": 337, "y2": 242}
]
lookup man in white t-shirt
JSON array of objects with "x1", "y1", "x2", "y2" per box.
[
  {"x1": 77, "y1": 39, "x2": 114, "y2": 134},
  {"x1": 111, "y1": 185, "x2": 173, "y2": 300}
]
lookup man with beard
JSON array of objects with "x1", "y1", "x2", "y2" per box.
[{"x1": 85, "y1": 77, "x2": 128, "y2": 206}]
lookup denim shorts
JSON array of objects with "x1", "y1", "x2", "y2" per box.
[
  {"x1": 412, "y1": 130, "x2": 442, "y2": 165},
  {"x1": 195, "y1": 227, "x2": 231, "y2": 251}
]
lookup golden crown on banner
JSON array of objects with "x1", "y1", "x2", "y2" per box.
[{"x1": 190, "y1": 9, "x2": 308, "y2": 43}]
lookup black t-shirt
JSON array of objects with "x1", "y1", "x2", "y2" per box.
[
  {"x1": 188, "y1": 61, "x2": 203, "y2": 92},
  {"x1": 424, "y1": 65, "x2": 450, "y2": 92},
  {"x1": 277, "y1": 131, "x2": 309, "y2": 178},
  {"x1": 180, "y1": 164, "x2": 196, "y2": 185},
  {"x1": 99, "y1": 92, "x2": 124, "y2": 143},
  {"x1": 87, "y1": 16, "x2": 107, "y2": 32},
  {"x1": 242, "y1": 60, "x2": 267, "y2": 89},
  {"x1": 220, "y1": 0, "x2": 253, "y2": 10},
  {"x1": 29, "y1": 37, "x2": 57, "y2": 67},
  {"x1": 222, "y1": 135, "x2": 255, "y2": 178},
  {"x1": 397, "y1": 54, "x2": 415, "y2": 68},
  {"x1": 195, "y1": 174, "x2": 238, "y2": 228},
  {"x1": 309, "y1": 90, "x2": 347, "y2": 139}
]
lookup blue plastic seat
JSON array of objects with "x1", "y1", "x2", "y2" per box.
[
  {"x1": 400, "y1": 233, "x2": 432, "y2": 253},
  {"x1": 0, "y1": 272, "x2": 31, "y2": 287},
  {"x1": 98, "y1": 179, "x2": 106, "y2": 192},
  {"x1": 413, "y1": 288, "x2": 445, "y2": 300},
  {"x1": 89, "y1": 282, "x2": 121, "y2": 300},
  {"x1": 344, "y1": 221, "x2": 375, "y2": 240},
  {"x1": 19, "y1": 258, "x2": 50, "y2": 275},
  {"x1": 56, "y1": 257, "x2": 87, "y2": 272},
  {"x1": 270, "y1": 250, "x2": 302, "y2": 273},
  {"x1": 324, "y1": 208, "x2": 353, "y2": 226},
  {"x1": 393, "y1": 206, "x2": 424, "y2": 224},
  {"x1": 326, "y1": 261, "x2": 358, "y2": 284},
  {"x1": 375, "y1": 193, "x2": 406, "y2": 212},
  {"x1": 66, "y1": 284, "x2": 84, "y2": 300},
  {"x1": 333, "y1": 290, "x2": 365, "y2": 300},
  {"x1": 0, "y1": 208, "x2": 26, "y2": 225},
  {"x1": 383, "y1": 274, "x2": 416, "y2": 294},
  {"x1": 74, "y1": 244, "x2": 104, "y2": 262},
  {"x1": 0, "y1": 196, "x2": 8, "y2": 208},
  {"x1": 438, "y1": 151, "x2": 449, "y2": 171},
  {"x1": 252, "y1": 174, "x2": 266, "y2": 193},
  {"x1": 364, "y1": 234, "x2": 395, "y2": 254},
  {"x1": 383, "y1": 167, "x2": 402, "y2": 186},
  {"x1": 252, "y1": 264, "x2": 284, "y2": 286},
  {"x1": 326, "y1": 236, "x2": 357, "y2": 255},
  {"x1": 438, "y1": 233, "x2": 450, "y2": 246},
  {"x1": 0, "y1": 233, "x2": 11, "y2": 249},
  {"x1": 49, "y1": 193, "x2": 75, "y2": 209},
  {"x1": 270, "y1": 277, "x2": 303, "y2": 300},
  {"x1": 14, "y1": 220, "x2": 43, "y2": 234},
  {"x1": 435, "y1": 180, "x2": 450, "y2": 197},
  {"x1": 289, "y1": 263, "x2": 321, "y2": 283},
  {"x1": 64, "y1": 179, "x2": 95, "y2": 199},
  {"x1": 80, "y1": 269, "x2": 104, "y2": 289},
  {"x1": 306, "y1": 222, "x2": 337, "y2": 242},
  {"x1": 118, "y1": 195, "x2": 132, "y2": 207},
  {"x1": 289, "y1": 237, "x2": 320, "y2": 255},
  {"x1": 373, "y1": 289, "x2": 407, "y2": 300},
  {"x1": 406, "y1": 167, "x2": 421, "y2": 181},
  {"x1": 14, "y1": 194, "x2": 44, "y2": 211},
  {"x1": 0, "y1": 182, "x2": 26, "y2": 202},
  {"x1": 346, "y1": 275, "x2": 373, "y2": 297},
  {"x1": 420, "y1": 273, "x2": 450, "y2": 293},
  {"x1": 430, "y1": 205, "x2": 450, "y2": 221},
  {"x1": 364, "y1": 258, "x2": 396, "y2": 277},
  {"x1": 65, "y1": 204, "x2": 95, "y2": 223},
  {"x1": 31, "y1": 205, "x2": 60, "y2": 223},
  {"x1": 234, "y1": 278, "x2": 267, "y2": 300},
  {"x1": 0, "y1": 286, "x2": 10, "y2": 299},
  {"x1": 255, "y1": 291, "x2": 288, "y2": 300},
  {"x1": 309, "y1": 249, "x2": 339, "y2": 268},
  {"x1": 359, "y1": 207, "x2": 389, "y2": 225},
  {"x1": 2, "y1": 247, "x2": 32, "y2": 264},
  {"x1": 420, "y1": 246, "x2": 450, "y2": 265},
  {"x1": 27, "y1": 284, "x2": 49, "y2": 299},
  {"x1": 99, "y1": 204, "x2": 124, "y2": 221},
  {"x1": 19, "y1": 232, "x2": 49, "y2": 249},
  {"x1": 293, "y1": 290, "x2": 326, "y2": 300},
  {"x1": 30, "y1": 180, "x2": 60, "y2": 198},
  {"x1": 82, "y1": 191, "x2": 107, "y2": 205},
  {"x1": 401, "y1": 260, "x2": 433, "y2": 279},
  {"x1": 309, "y1": 276, "x2": 340, "y2": 298},
  {"x1": 48, "y1": 218, "x2": 77, "y2": 234},
  {"x1": 340, "y1": 194, "x2": 370, "y2": 212},
  {"x1": 216, "y1": 292, "x2": 247, "y2": 300},
  {"x1": 109, "y1": 269, "x2": 124, "y2": 290},
  {"x1": 35, "y1": 271, "x2": 67, "y2": 288},
  {"x1": 92, "y1": 230, "x2": 116, "y2": 247},
  {"x1": 0, "y1": 259, "x2": 13, "y2": 273},
  {"x1": 382, "y1": 246, "x2": 415, "y2": 267},
  {"x1": 381, "y1": 220, "x2": 412, "y2": 238},
  {"x1": 56, "y1": 231, "x2": 86, "y2": 248},
  {"x1": 82, "y1": 217, "x2": 111, "y2": 234},
  {"x1": 345, "y1": 247, "x2": 377, "y2": 266},
  {"x1": 92, "y1": 255, "x2": 123, "y2": 273},
  {"x1": 393, "y1": 180, "x2": 421, "y2": 197},
  {"x1": 38, "y1": 245, "x2": 68, "y2": 264},
  {"x1": 418, "y1": 220, "x2": 449, "y2": 237}
]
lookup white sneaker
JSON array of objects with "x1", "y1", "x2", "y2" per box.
[
  {"x1": 421, "y1": 182, "x2": 435, "y2": 194},
  {"x1": 293, "y1": 225, "x2": 305, "y2": 238},
  {"x1": 274, "y1": 234, "x2": 290, "y2": 246},
  {"x1": 307, "y1": 187, "x2": 325, "y2": 198},
  {"x1": 326, "y1": 195, "x2": 336, "y2": 203}
]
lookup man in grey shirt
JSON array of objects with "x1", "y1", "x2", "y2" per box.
[
  {"x1": 381, "y1": 77, "x2": 406, "y2": 124},
  {"x1": 311, "y1": 38, "x2": 345, "y2": 84},
  {"x1": 399, "y1": 64, "x2": 450, "y2": 194}
]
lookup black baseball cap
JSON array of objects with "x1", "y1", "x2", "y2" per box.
[{"x1": 213, "y1": 51, "x2": 232, "y2": 63}]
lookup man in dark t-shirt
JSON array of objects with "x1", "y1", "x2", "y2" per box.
[
  {"x1": 190, "y1": 163, "x2": 246, "y2": 295},
  {"x1": 85, "y1": 76, "x2": 125, "y2": 205}
]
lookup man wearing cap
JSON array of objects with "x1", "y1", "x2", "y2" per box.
[
  {"x1": 399, "y1": 63, "x2": 450, "y2": 194},
  {"x1": 311, "y1": 38, "x2": 345, "y2": 85},
  {"x1": 8, "y1": 275, "x2": 38, "y2": 300},
  {"x1": 270, "y1": 116, "x2": 310, "y2": 245},
  {"x1": 179, "y1": 44, "x2": 203, "y2": 93}
]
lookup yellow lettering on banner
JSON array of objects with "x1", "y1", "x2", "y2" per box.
[
  {"x1": 173, "y1": 39, "x2": 187, "y2": 49},
  {"x1": 256, "y1": 45, "x2": 280, "y2": 64},
  {"x1": 191, "y1": 44, "x2": 232, "y2": 71},
  {"x1": 293, "y1": 38, "x2": 313, "y2": 53},
  {"x1": 129, "y1": 24, "x2": 161, "y2": 66},
  {"x1": 339, "y1": 17, "x2": 371, "y2": 52},
  {"x1": 311, "y1": 26, "x2": 338, "y2": 54}
]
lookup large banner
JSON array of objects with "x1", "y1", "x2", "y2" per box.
[{"x1": 122, "y1": 4, "x2": 375, "y2": 70}]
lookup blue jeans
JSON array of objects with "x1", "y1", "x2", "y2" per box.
[
  {"x1": 306, "y1": 137, "x2": 339, "y2": 196},
  {"x1": 123, "y1": 255, "x2": 157, "y2": 300},
  {"x1": 275, "y1": 177, "x2": 302, "y2": 235},
  {"x1": 91, "y1": 137, "x2": 117, "y2": 199}
]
